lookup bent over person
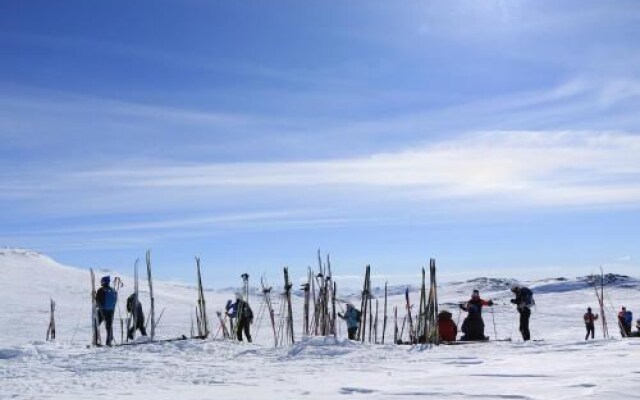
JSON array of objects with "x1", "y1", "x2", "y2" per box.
[
  {"x1": 510, "y1": 284, "x2": 534, "y2": 341},
  {"x1": 126, "y1": 293, "x2": 147, "y2": 340}
]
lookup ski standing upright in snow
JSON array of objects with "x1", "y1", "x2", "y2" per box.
[
  {"x1": 90, "y1": 268, "x2": 101, "y2": 346},
  {"x1": 146, "y1": 250, "x2": 156, "y2": 341},
  {"x1": 195, "y1": 257, "x2": 209, "y2": 338},
  {"x1": 46, "y1": 298, "x2": 56, "y2": 341}
]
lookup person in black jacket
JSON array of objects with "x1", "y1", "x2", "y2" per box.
[
  {"x1": 126, "y1": 293, "x2": 147, "y2": 340},
  {"x1": 459, "y1": 290, "x2": 494, "y2": 341},
  {"x1": 96, "y1": 276, "x2": 118, "y2": 346},
  {"x1": 510, "y1": 284, "x2": 534, "y2": 341},
  {"x1": 230, "y1": 293, "x2": 253, "y2": 342}
]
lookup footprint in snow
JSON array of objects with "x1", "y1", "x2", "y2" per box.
[
  {"x1": 570, "y1": 383, "x2": 596, "y2": 388},
  {"x1": 340, "y1": 387, "x2": 377, "y2": 395}
]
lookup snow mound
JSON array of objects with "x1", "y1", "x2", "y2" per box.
[
  {"x1": 285, "y1": 336, "x2": 356, "y2": 359},
  {"x1": 0, "y1": 347, "x2": 24, "y2": 360}
]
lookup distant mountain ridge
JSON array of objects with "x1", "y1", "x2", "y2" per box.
[{"x1": 2, "y1": 248, "x2": 638, "y2": 296}]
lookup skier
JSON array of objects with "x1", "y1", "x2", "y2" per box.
[
  {"x1": 437, "y1": 310, "x2": 458, "y2": 342},
  {"x1": 126, "y1": 293, "x2": 147, "y2": 340},
  {"x1": 338, "y1": 303, "x2": 362, "y2": 340},
  {"x1": 510, "y1": 284, "x2": 534, "y2": 341},
  {"x1": 228, "y1": 293, "x2": 253, "y2": 342},
  {"x1": 618, "y1": 307, "x2": 633, "y2": 337},
  {"x1": 96, "y1": 276, "x2": 118, "y2": 346},
  {"x1": 632, "y1": 319, "x2": 640, "y2": 337},
  {"x1": 583, "y1": 307, "x2": 598, "y2": 340},
  {"x1": 459, "y1": 289, "x2": 493, "y2": 341}
]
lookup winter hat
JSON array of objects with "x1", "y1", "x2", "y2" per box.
[
  {"x1": 101, "y1": 276, "x2": 111, "y2": 286},
  {"x1": 472, "y1": 289, "x2": 480, "y2": 298},
  {"x1": 510, "y1": 283, "x2": 520, "y2": 292},
  {"x1": 587, "y1": 307, "x2": 592, "y2": 312},
  {"x1": 235, "y1": 292, "x2": 243, "y2": 301}
]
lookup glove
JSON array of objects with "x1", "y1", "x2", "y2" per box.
[
  {"x1": 510, "y1": 299, "x2": 517, "y2": 304},
  {"x1": 488, "y1": 300, "x2": 494, "y2": 306}
]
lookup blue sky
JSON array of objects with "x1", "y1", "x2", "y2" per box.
[{"x1": 1, "y1": 1, "x2": 640, "y2": 288}]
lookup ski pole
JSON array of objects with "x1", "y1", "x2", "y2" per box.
[
  {"x1": 154, "y1": 308, "x2": 166, "y2": 330},
  {"x1": 490, "y1": 306, "x2": 498, "y2": 340}
]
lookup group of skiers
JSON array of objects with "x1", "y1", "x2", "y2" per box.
[
  {"x1": 94, "y1": 275, "x2": 640, "y2": 345},
  {"x1": 94, "y1": 275, "x2": 147, "y2": 346},
  {"x1": 335, "y1": 284, "x2": 535, "y2": 343},
  {"x1": 582, "y1": 306, "x2": 640, "y2": 340},
  {"x1": 449, "y1": 284, "x2": 534, "y2": 342},
  {"x1": 95, "y1": 275, "x2": 257, "y2": 345},
  {"x1": 615, "y1": 306, "x2": 640, "y2": 338}
]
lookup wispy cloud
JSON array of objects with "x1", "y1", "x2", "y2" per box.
[{"x1": 3, "y1": 130, "x2": 639, "y2": 219}]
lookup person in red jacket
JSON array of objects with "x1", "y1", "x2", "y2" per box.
[
  {"x1": 438, "y1": 310, "x2": 458, "y2": 342},
  {"x1": 459, "y1": 290, "x2": 494, "y2": 341},
  {"x1": 583, "y1": 307, "x2": 598, "y2": 340}
]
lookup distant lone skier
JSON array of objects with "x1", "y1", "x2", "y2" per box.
[
  {"x1": 96, "y1": 276, "x2": 118, "y2": 346},
  {"x1": 437, "y1": 310, "x2": 458, "y2": 342},
  {"x1": 618, "y1": 307, "x2": 633, "y2": 337},
  {"x1": 338, "y1": 303, "x2": 362, "y2": 340},
  {"x1": 228, "y1": 293, "x2": 253, "y2": 342},
  {"x1": 510, "y1": 284, "x2": 534, "y2": 341},
  {"x1": 583, "y1": 307, "x2": 598, "y2": 340},
  {"x1": 459, "y1": 289, "x2": 494, "y2": 341},
  {"x1": 126, "y1": 293, "x2": 147, "y2": 340}
]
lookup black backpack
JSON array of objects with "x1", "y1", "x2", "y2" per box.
[{"x1": 244, "y1": 303, "x2": 254, "y2": 322}]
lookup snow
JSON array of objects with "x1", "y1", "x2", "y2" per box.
[{"x1": 2, "y1": 248, "x2": 640, "y2": 399}]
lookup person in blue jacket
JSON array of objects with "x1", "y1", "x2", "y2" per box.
[
  {"x1": 338, "y1": 303, "x2": 362, "y2": 340},
  {"x1": 618, "y1": 306, "x2": 633, "y2": 337},
  {"x1": 96, "y1": 276, "x2": 118, "y2": 346}
]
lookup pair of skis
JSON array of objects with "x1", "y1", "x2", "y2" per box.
[
  {"x1": 260, "y1": 276, "x2": 278, "y2": 347},
  {"x1": 592, "y1": 267, "x2": 610, "y2": 338},
  {"x1": 46, "y1": 298, "x2": 56, "y2": 341},
  {"x1": 194, "y1": 257, "x2": 210, "y2": 339},
  {"x1": 412, "y1": 259, "x2": 439, "y2": 345},
  {"x1": 357, "y1": 265, "x2": 371, "y2": 342}
]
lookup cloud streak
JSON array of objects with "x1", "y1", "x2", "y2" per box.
[{"x1": 3, "y1": 130, "x2": 639, "y2": 221}]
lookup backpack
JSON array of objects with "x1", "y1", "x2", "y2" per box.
[
  {"x1": 522, "y1": 288, "x2": 535, "y2": 307},
  {"x1": 102, "y1": 287, "x2": 118, "y2": 311},
  {"x1": 244, "y1": 303, "x2": 254, "y2": 322}
]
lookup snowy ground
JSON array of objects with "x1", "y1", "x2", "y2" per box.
[{"x1": 2, "y1": 249, "x2": 640, "y2": 399}]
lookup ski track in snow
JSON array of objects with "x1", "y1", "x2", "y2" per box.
[{"x1": 2, "y1": 249, "x2": 640, "y2": 399}]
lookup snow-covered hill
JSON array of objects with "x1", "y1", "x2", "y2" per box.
[{"x1": 2, "y1": 249, "x2": 640, "y2": 399}]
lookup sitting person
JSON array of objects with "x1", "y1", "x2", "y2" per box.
[
  {"x1": 459, "y1": 289, "x2": 493, "y2": 341},
  {"x1": 438, "y1": 310, "x2": 458, "y2": 342}
]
